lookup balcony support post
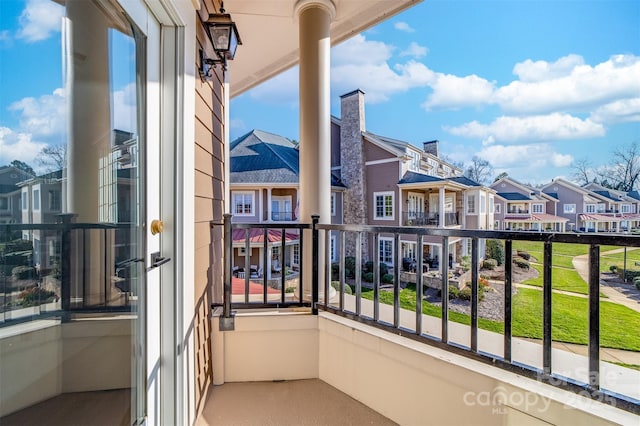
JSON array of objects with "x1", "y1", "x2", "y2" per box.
[
  {"x1": 588, "y1": 244, "x2": 601, "y2": 389},
  {"x1": 296, "y1": 0, "x2": 334, "y2": 304},
  {"x1": 543, "y1": 241, "x2": 553, "y2": 375},
  {"x1": 311, "y1": 215, "x2": 319, "y2": 314}
]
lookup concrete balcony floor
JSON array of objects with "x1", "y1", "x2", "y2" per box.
[{"x1": 196, "y1": 379, "x2": 396, "y2": 426}]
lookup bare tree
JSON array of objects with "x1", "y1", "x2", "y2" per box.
[
  {"x1": 493, "y1": 171, "x2": 508, "y2": 182},
  {"x1": 36, "y1": 144, "x2": 66, "y2": 172},
  {"x1": 597, "y1": 142, "x2": 640, "y2": 191},
  {"x1": 571, "y1": 158, "x2": 594, "y2": 186},
  {"x1": 464, "y1": 156, "x2": 493, "y2": 185}
]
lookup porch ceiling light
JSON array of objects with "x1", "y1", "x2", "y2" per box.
[{"x1": 200, "y1": 5, "x2": 242, "y2": 78}]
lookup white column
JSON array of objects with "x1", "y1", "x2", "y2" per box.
[
  {"x1": 439, "y1": 187, "x2": 446, "y2": 228},
  {"x1": 267, "y1": 187, "x2": 272, "y2": 221},
  {"x1": 296, "y1": 0, "x2": 335, "y2": 301}
]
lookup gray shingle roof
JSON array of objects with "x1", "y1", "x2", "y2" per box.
[
  {"x1": 398, "y1": 171, "x2": 444, "y2": 185},
  {"x1": 497, "y1": 192, "x2": 531, "y2": 201}
]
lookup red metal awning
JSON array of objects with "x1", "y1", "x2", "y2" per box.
[{"x1": 232, "y1": 228, "x2": 299, "y2": 245}]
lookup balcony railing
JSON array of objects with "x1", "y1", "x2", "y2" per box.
[
  {"x1": 1, "y1": 216, "x2": 138, "y2": 325},
  {"x1": 507, "y1": 208, "x2": 529, "y2": 214},
  {"x1": 271, "y1": 211, "x2": 294, "y2": 221},
  {"x1": 403, "y1": 211, "x2": 458, "y2": 226},
  {"x1": 215, "y1": 214, "x2": 640, "y2": 415}
]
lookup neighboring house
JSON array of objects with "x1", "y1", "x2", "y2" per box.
[
  {"x1": 582, "y1": 182, "x2": 640, "y2": 231},
  {"x1": 16, "y1": 171, "x2": 64, "y2": 271},
  {"x1": 332, "y1": 89, "x2": 494, "y2": 267},
  {"x1": 0, "y1": 166, "x2": 34, "y2": 224},
  {"x1": 229, "y1": 129, "x2": 346, "y2": 275},
  {"x1": 541, "y1": 178, "x2": 618, "y2": 232},
  {"x1": 490, "y1": 176, "x2": 568, "y2": 232}
]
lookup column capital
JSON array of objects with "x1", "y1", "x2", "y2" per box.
[{"x1": 294, "y1": 0, "x2": 336, "y2": 20}]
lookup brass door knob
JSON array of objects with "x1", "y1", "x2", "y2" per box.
[{"x1": 151, "y1": 219, "x2": 164, "y2": 235}]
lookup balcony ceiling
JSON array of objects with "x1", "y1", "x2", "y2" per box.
[{"x1": 225, "y1": 0, "x2": 422, "y2": 97}]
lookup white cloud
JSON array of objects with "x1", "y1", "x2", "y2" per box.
[
  {"x1": 394, "y1": 22, "x2": 415, "y2": 33},
  {"x1": 494, "y1": 54, "x2": 640, "y2": 115},
  {"x1": 400, "y1": 42, "x2": 428, "y2": 58},
  {"x1": 9, "y1": 88, "x2": 67, "y2": 137},
  {"x1": 445, "y1": 113, "x2": 605, "y2": 143},
  {"x1": 513, "y1": 54, "x2": 585, "y2": 82},
  {"x1": 590, "y1": 98, "x2": 640, "y2": 124},
  {"x1": 477, "y1": 143, "x2": 574, "y2": 170},
  {"x1": 112, "y1": 83, "x2": 137, "y2": 133},
  {"x1": 249, "y1": 35, "x2": 436, "y2": 105},
  {"x1": 423, "y1": 73, "x2": 495, "y2": 110},
  {"x1": 0, "y1": 127, "x2": 47, "y2": 166},
  {"x1": 16, "y1": 0, "x2": 64, "y2": 42}
]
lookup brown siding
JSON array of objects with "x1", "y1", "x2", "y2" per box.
[
  {"x1": 364, "y1": 139, "x2": 395, "y2": 162},
  {"x1": 193, "y1": 0, "x2": 224, "y2": 416}
]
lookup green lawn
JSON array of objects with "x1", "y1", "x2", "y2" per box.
[
  {"x1": 361, "y1": 286, "x2": 640, "y2": 351},
  {"x1": 522, "y1": 264, "x2": 588, "y2": 295},
  {"x1": 513, "y1": 241, "x2": 625, "y2": 258},
  {"x1": 600, "y1": 248, "x2": 640, "y2": 273}
]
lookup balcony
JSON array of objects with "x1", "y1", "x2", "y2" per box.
[
  {"x1": 271, "y1": 211, "x2": 295, "y2": 222},
  {"x1": 403, "y1": 211, "x2": 459, "y2": 226},
  {"x1": 209, "y1": 216, "x2": 640, "y2": 424},
  {"x1": 507, "y1": 207, "x2": 530, "y2": 214}
]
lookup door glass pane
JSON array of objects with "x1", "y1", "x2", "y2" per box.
[{"x1": 0, "y1": 1, "x2": 144, "y2": 424}]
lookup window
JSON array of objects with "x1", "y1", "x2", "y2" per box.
[
  {"x1": 271, "y1": 195, "x2": 291, "y2": 221},
  {"x1": 233, "y1": 192, "x2": 254, "y2": 216},
  {"x1": 379, "y1": 238, "x2": 394, "y2": 265},
  {"x1": 407, "y1": 192, "x2": 425, "y2": 218},
  {"x1": 467, "y1": 195, "x2": 476, "y2": 214},
  {"x1": 331, "y1": 193, "x2": 336, "y2": 216},
  {"x1": 293, "y1": 244, "x2": 300, "y2": 266},
  {"x1": 408, "y1": 150, "x2": 421, "y2": 172},
  {"x1": 585, "y1": 204, "x2": 596, "y2": 213},
  {"x1": 489, "y1": 195, "x2": 494, "y2": 214},
  {"x1": 330, "y1": 234, "x2": 337, "y2": 262},
  {"x1": 33, "y1": 189, "x2": 40, "y2": 211},
  {"x1": 49, "y1": 190, "x2": 61, "y2": 211},
  {"x1": 494, "y1": 220, "x2": 500, "y2": 230},
  {"x1": 479, "y1": 194, "x2": 486, "y2": 214},
  {"x1": 532, "y1": 203, "x2": 544, "y2": 214},
  {"x1": 494, "y1": 203, "x2": 501, "y2": 214},
  {"x1": 564, "y1": 204, "x2": 576, "y2": 214},
  {"x1": 374, "y1": 192, "x2": 394, "y2": 220},
  {"x1": 22, "y1": 191, "x2": 28, "y2": 210},
  {"x1": 622, "y1": 204, "x2": 631, "y2": 213},
  {"x1": 0, "y1": 197, "x2": 8, "y2": 210},
  {"x1": 272, "y1": 246, "x2": 280, "y2": 261}
]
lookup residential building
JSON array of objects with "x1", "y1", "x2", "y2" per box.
[
  {"x1": 229, "y1": 129, "x2": 346, "y2": 274},
  {"x1": 1, "y1": 1, "x2": 636, "y2": 425},
  {"x1": 491, "y1": 176, "x2": 568, "y2": 232},
  {"x1": 542, "y1": 178, "x2": 640, "y2": 232},
  {"x1": 332, "y1": 89, "x2": 495, "y2": 266},
  {"x1": 0, "y1": 166, "x2": 33, "y2": 225}
]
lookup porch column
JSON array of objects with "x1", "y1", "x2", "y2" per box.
[
  {"x1": 267, "y1": 187, "x2": 272, "y2": 221},
  {"x1": 296, "y1": 0, "x2": 335, "y2": 301},
  {"x1": 439, "y1": 187, "x2": 445, "y2": 227},
  {"x1": 66, "y1": 0, "x2": 112, "y2": 306}
]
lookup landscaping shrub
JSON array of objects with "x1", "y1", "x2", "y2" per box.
[
  {"x1": 362, "y1": 272, "x2": 374, "y2": 282},
  {"x1": 458, "y1": 285, "x2": 486, "y2": 301},
  {"x1": 622, "y1": 269, "x2": 640, "y2": 282},
  {"x1": 331, "y1": 281, "x2": 353, "y2": 295},
  {"x1": 513, "y1": 257, "x2": 530, "y2": 270},
  {"x1": 485, "y1": 239, "x2": 505, "y2": 265},
  {"x1": 437, "y1": 285, "x2": 459, "y2": 300},
  {"x1": 379, "y1": 262, "x2": 389, "y2": 276},
  {"x1": 12, "y1": 265, "x2": 35, "y2": 280},
  {"x1": 460, "y1": 255, "x2": 471, "y2": 272},
  {"x1": 363, "y1": 261, "x2": 388, "y2": 277},
  {"x1": 635, "y1": 280, "x2": 640, "y2": 291},
  {"x1": 479, "y1": 277, "x2": 489, "y2": 288},
  {"x1": 381, "y1": 274, "x2": 394, "y2": 284},
  {"x1": 482, "y1": 259, "x2": 497, "y2": 270},
  {"x1": 609, "y1": 265, "x2": 618, "y2": 273},
  {"x1": 331, "y1": 263, "x2": 339, "y2": 279},
  {"x1": 516, "y1": 250, "x2": 531, "y2": 260},
  {"x1": 345, "y1": 256, "x2": 356, "y2": 278},
  {"x1": 633, "y1": 277, "x2": 640, "y2": 288},
  {"x1": 19, "y1": 287, "x2": 56, "y2": 307}
]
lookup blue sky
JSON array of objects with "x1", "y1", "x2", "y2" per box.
[
  {"x1": 229, "y1": 0, "x2": 640, "y2": 185},
  {"x1": 0, "y1": 0, "x2": 638, "y2": 184}
]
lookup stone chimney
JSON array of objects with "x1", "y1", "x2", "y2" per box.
[
  {"x1": 339, "y1": 89, "x2": 369, "y2": 259},
  {"x1": 423, "y1": 140, "x2": 439, "y2": 157}
]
